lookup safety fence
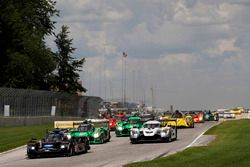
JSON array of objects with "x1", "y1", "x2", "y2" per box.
[{"x1": 0, "y1": 87, "x2": 102, "y2": 118}]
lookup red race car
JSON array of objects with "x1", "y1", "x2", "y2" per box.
[
  {"x1": 108, "y1": 114, "x2": 125, "y2": 130},
  {"x1": 189, "y1": 111, "x2": 204, "y2": 123}
]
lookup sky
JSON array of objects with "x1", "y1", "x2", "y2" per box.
[{"x1": 47, "y1": 0, "x2": 250, "y2": 110}]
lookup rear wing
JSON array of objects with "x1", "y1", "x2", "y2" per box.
[
  {"x1": 87, "y1": 119, "x2": 109, "y2": 128},
  {"x1": 72, "y1": 119, "x2": 109, "y2": 128},
  {"x1": 86, "y1": 118, "x2": 109, "y2": 123},
  {"x1": 54, "y1": 121, "x2": 83, "y2": 128},
  {"x1": 167, "y1": 119, "x2": 177, "y2": 127},
  {"x1": 122, "y1": 115, "x2": 131, "y2": 122},
  {"x1": 140, "y1": 114, "x2": 155, "y2": 122},
  {"x1": 159, "y1": 118, "x2": 177, "y2": 127}
]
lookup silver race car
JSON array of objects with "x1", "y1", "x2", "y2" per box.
[
  {"x1": 130, "y1": 120, "x2": 177, "y2": 144},
  {"x1": 219, "y1": 112, "x2": 236, "y2": 119}
]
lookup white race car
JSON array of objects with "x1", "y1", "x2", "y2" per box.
[
  {"x1": 130, "y1": 120, "x2": 177, "y2": 144},
  {"x1": 220, "y1": 112, "x2": 236, "y2": 119},
  {"x1": 218, "y1": 109, "x2": 235, "y2": 119}
]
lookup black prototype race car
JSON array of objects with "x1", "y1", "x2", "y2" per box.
[{"x1": 27, "y1": 129, "x2": 90, "y2": 158}]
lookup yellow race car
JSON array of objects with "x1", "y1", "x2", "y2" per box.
[
  {"x1": 169, "y1": 111, "x2": 194, "y2": 128},
  {"x1": 159, "y1": 113, "x2": 172, "y2": 121},
  {"x1": 159, "y1": 118, "x2": 177, "y2": 127},
  {"x1": 229, "y1": 107, "x2": 244, "y2": 115}
]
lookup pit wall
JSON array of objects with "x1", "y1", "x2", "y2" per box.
[{"x1": 0, "y1": 117, "x2": 84, "y2": 127}]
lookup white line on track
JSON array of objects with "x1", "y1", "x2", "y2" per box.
[
  {"x1": 185, "y1": 121, "x2": 221, "y2": 148},
  {"x1": 185, "y1": 131, "x2": 205, "y2": 148}
]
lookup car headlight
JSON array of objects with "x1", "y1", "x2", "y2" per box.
[
  {"x1": 60, "y1": 145, "x2": 66, "y2": 149},
  {"x1": 162, "y1": 128, "x2": 169, "y2": 134},
  {"x1": 117, "y1": 126, "x2": 123, "y2": 131},
  {"x1": 67, "y1": 134, "x2": 71, "y2": 140},
  {"x1": 109, "y1": 123, "x2": 112, "y2": 126},
  {"x1": 131, "y1": 130, "x2": 139, "y2": 135},
  {"x1": 199, "y1": 117, "x2": 203, "y2": 121},
  {"x1": 94, "y1": 133, "x2": 99, "y2": 138},
  {"x1": 161, "y1": 132, "x2": 166, "y2": 136},
  {"x1": 31, "y1": 146, "x2": 35, "y2": 150}
]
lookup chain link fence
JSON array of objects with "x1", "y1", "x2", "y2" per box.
[{"x1": 0, "y1": 87, "x2": 102, "y2": 118}]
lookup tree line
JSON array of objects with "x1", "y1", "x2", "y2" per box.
[{"x1": 0, "y1": 0, "x2": 86, "y2": 94}]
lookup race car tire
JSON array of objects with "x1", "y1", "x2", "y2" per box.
[
  {"x1": 27, "y1": 154, "x2": 36, "y2": 159},
  {"x1": 67, "y1": 146, "x2": 74, "y2": 157},
  {"x1": 101, "y1": 137, "x2": 104, "y2": 144},
  {"x1": 84, "y1": 144, "x2": 88, "y2": 153},
  {"x1": 214, "y1": 115, "x2": 219, "y2": 121},
  {"x1": 130, "y1": 139, "x2": 137, "y2": 144},
  {"x1": 190, "y1": 123, "x2": 194, "y2": 128},
  {"x1": 106, "y1": 132, "x2": 111, "y2": 142},
  {"x1": 107, "y1": 135, "x2": 111, "y2": 142},
  {"x1": 174, "y1": 129, "x2": 177, "y2": 140},
  {"x1": 166, "y1": 134, "x2": 172, "y2": 143}
]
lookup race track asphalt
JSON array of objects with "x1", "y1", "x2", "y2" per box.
[{"x1": 0, "y1": 121, "x2": 219, "y2": 167}]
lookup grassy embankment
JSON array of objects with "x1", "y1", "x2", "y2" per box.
[
  {"x1": 125, "y1": 119, "x2": 250, "y2": 167},
  {"x1": 0, "y1": 124, "x2": 52, "y2": 153}
]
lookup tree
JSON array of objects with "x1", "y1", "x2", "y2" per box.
[
  {"x1": 54, "y1": 25, "x2": 87, "y2": 94},
  {"x1": 0, "y1": 0, "x2": 58, "y2": 89}
]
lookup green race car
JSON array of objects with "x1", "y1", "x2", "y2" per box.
[
  {"x1": 204, "y1": 111, "x2": 219, "y2": 121},
  {"x1": 115, "y1": 115, "x2": 143, "y2": 137},
  {"x1": 76, "y1": 119, "x2": 111, "y2": 144}
]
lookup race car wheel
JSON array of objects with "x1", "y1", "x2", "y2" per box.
[
  {"x1": 101, "y1": 137, "x2": 104, "y2": 144},
  {"x1": 84, "y1": 143, "x2": 88, "y2": 153},
  {"x1": 130, "y1": 139, "x2": 137, "y2": 144},
  {"x1": 107, "y1": 133, "x2": 111, "y2": 142},
  {"x1": 214, "y1": 115, "x2": 219, "y2": 121},
  {"x1": 28, "y1": 154, "x2": 36, "y2": 159},
  {"x1": 165, "y1": 134, "x2": 172, "y2": 143},
  {"x1": 189, "y1": 123, "x2": 194, "y2": 128},
  {"x1": 174, "y1": 128, "x2": 177, "y2": 140},
  {"x1": 67, "y1": 146, "x2": 74, "y2": 157}
]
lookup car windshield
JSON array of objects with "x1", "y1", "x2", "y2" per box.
[
  {"x1": 128, "y1": 120, "x2": 140, "y2": 124},
  {"x1": 163, "y1": 113, "x2": 172, "y2": 116},
  {"x1": 189, "y1": 111, "x2": 196, "y2": 115},
  {"x1": 144, "y1": 123, "x2": 161, "y2": 129},
  {"x1": 46, "y1": 133, "x2": 62, "y2": 141},
  {"x1": 78, "y1": 125, "x2": 90, "y2": 132},
  {"x1": 172, "y1": 113, "x2": 183, "y2": 118}
]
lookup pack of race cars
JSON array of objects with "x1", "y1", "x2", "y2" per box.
[
  {"x1": 26, "y1": 109, "x2": 232, "y2": 159},
  {"x1": 27, "y1": 119, "x2": 110, "y2": 158}
]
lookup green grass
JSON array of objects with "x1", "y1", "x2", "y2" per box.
[
  {"x1": 0, "y1": 124, "x2": 53, "y2": 153},
  {"x1": 125, "y1": 119, "x2": 250, "y2": 167}
]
